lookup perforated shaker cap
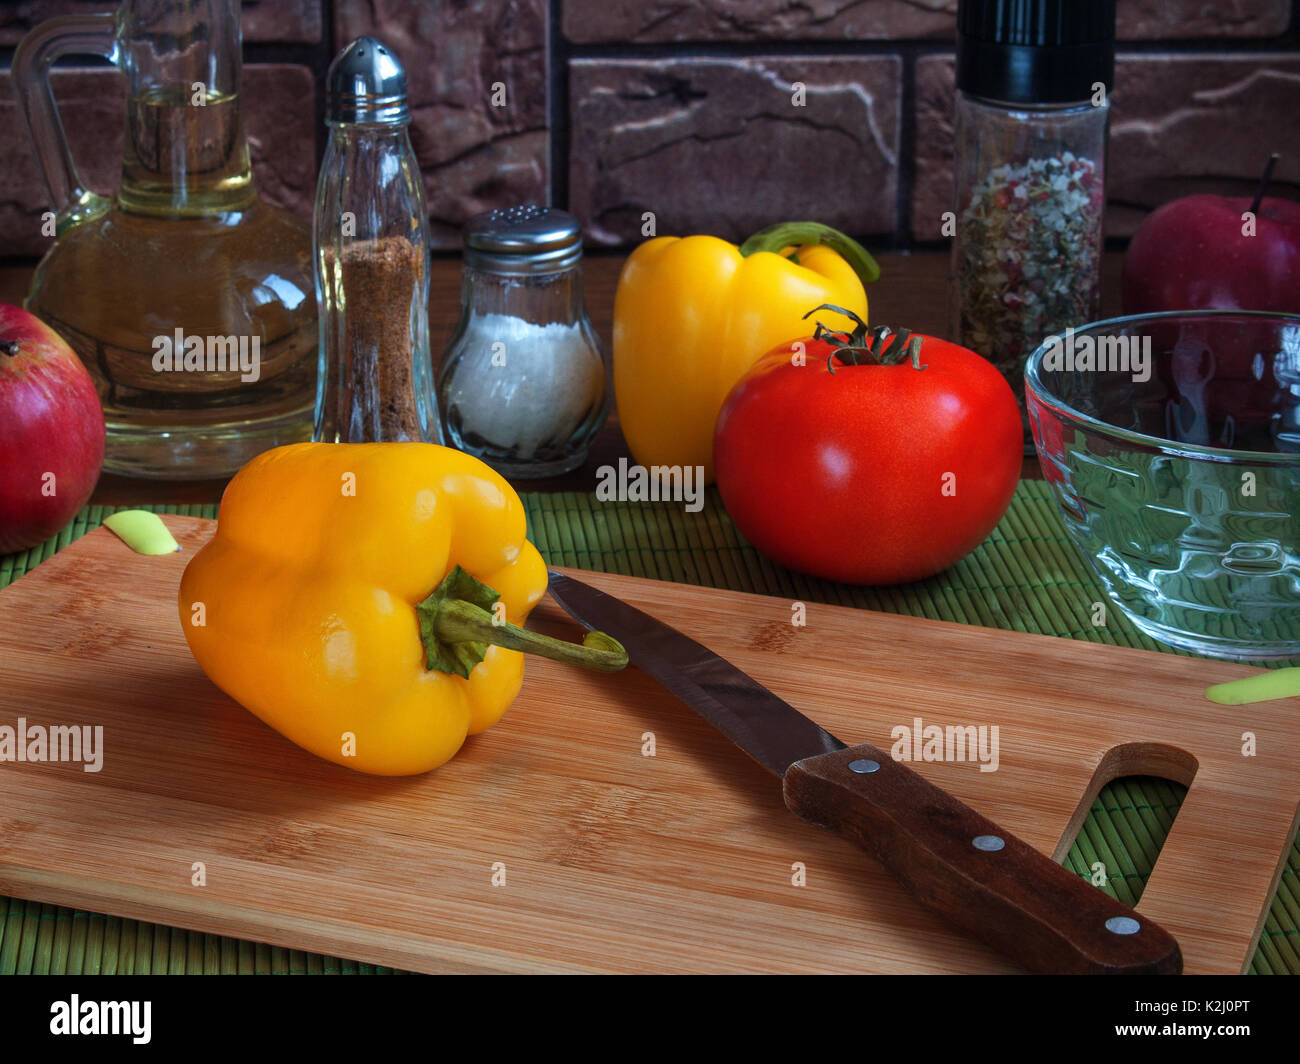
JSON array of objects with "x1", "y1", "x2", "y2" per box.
[
  {"x1": 463, "y1": 205, "x2": 584, "y2": 275},
  {"x1": 327, "y1": 36, "x2": 409, "y2": 124}
]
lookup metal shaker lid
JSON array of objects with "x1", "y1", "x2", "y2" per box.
[
  {"x1": 463, "y1": 205, "x2": 584, "y2": 274},
  {"x1": 327, "y1": 36, "x2": 409, "y2": 124}
]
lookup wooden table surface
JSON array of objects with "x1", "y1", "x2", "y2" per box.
[{"x1": 2, "y1": 249, "x2": 1127, "y2": 503}]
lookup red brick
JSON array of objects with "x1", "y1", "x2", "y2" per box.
[
  {"x1": 570, "y1": 57, "x2": 901, "y2": 246},
  {"x1": 1118, "y1": 1, "x2": 1290, "y2": 39},
  {"x1": 335, "y1": 0, "x2": 549, "y2": 248},
  {"x1": 562, "y1": 0, "x2": 957, "y2": 42},
  {"x1": 912, "y1": 54, "x2": 955, "y2": 242},
  {"x1": 561, "y1": 0, "x2": 1291, "y2": 42}
]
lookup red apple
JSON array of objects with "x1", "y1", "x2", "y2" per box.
[
  {"x1": 0, "y1": 304, "x2": 106, "y2": 554},
  {"x1": 1123, "y1": 186, "x2": 1300, "y2": 315}
]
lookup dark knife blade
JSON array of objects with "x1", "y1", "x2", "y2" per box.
[
  {"x1": 546, "y1": 568, "x2": 1183, "y2": 976},
  {"x1": 548, "y1": 570, "x2": 844, "y2": 774}
]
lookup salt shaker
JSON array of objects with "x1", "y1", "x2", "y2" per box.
[
  {"x1": 313, "y1": 36, "x2": 440, "y2": 443},
  {"x1": 951, "y1": 0, "x2": 1114, "y2": 448},
  {"x1": 437, "y1": 206, "x2": 609, "y2": 477}
]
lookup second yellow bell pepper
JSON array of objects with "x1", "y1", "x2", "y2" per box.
[{"x1": 613, "y1": 221, "x2": 879, "y2": 482}]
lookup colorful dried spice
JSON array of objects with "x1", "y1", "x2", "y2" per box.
[{"x1": 956, "y1": 152, "x2": 1105, "y2": 417}]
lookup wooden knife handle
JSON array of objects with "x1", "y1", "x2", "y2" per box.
[{"x1": 783, "y1": 743, "x2": 1182, "y2": 974}]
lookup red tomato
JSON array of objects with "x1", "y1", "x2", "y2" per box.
[{"x1": 713, "y1": 331, "x2": 1022, "y2": 585}]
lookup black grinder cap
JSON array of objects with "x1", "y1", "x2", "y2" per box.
[{"x1": 957, "y1": 0, "x2": 1116, "y2": 105}]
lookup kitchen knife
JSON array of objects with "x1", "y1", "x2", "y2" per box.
[{"x1": 546, "y1": 569, "x2": 1182, "y2": 975}]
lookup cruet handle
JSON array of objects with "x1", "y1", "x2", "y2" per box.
[{"x1": 12, "y1": 13, "x2": 119, "y2": 234}]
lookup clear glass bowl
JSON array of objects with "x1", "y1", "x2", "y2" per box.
[{"x1": 1025, "y1": 311, "x2": 1300, "y2": 660}]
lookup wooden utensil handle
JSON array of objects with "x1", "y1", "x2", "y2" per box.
[{"x1": 783, "y1": 743, "x2": 1182, "y2": 975}]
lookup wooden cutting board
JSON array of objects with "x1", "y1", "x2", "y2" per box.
[{"x1": 0, "y1": 515, "x2": 1296, "y2": 974}]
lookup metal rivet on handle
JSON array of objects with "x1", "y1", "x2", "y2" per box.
[
  {"x1": 848, "y1": 759, "x2": 880, "y2": 774},
  {"x1": 1105, "y1": 916, "x2": 1141, "y2": 936},
  {"x1": 972, "y1": 835, "x2": 1005, "y2": 852}
]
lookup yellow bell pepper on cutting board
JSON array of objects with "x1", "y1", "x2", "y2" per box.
[
  {"x1": 179, "y1": 442, "x2": 625, "y2": 776},
  {"x1": 613, "y1": 221, "x2": 879, "y2": 482}
]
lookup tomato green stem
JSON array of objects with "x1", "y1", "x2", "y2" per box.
[
  {"x1": 802, "y1": 304, "x2": 926, "y2": 372},
  {"x1": 739, "y1": 221, "x2": 882, "y2": 287}
]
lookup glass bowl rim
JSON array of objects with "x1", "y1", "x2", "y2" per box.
[{"x1": 1024, "y1": 308, "x2": 1300, "y2": 466}]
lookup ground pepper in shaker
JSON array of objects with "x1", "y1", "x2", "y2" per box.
[
  {"x1": 313, "y1": 36, "x2": 440, "y2": 443},
  {"x1": 951, "y1": 0, "x2": 1114, "y2": 450},
  {"x1": 437, "y1": 206, "x2": 609, "y2": 477}
]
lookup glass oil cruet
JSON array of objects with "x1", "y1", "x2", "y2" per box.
[{"x1": 13, "y1": 0, "x2": 317, "y2": 478}]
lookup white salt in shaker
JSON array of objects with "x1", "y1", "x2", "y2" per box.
[{"x1": 437, "y1": 206, "x2": 610, "y2": 477}]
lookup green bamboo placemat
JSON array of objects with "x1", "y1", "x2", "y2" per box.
[{"x1": 0, "y1": 484, "x2": 1295, "y2": 974}]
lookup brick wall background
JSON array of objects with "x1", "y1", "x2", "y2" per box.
[{"x1": 1, "y1": 0, "x2": 1297, "y2": 258}]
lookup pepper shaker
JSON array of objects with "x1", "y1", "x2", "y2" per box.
[
  {"x1": 313, "y1": 36, "x2": 440, "y2": 443},
  {"x1": 437, "y1": 206, "x2": 609, "y2": 477},
  {"x1": 951, "y1": 0, "x2": 1115, "y2": 448}
]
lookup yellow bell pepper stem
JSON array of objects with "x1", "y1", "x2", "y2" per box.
[
  {"x1": 417, "y1": 565, "x2": 628, "y2": 677},
  {"x1": 739, "y1": 221, "x2": 882, "y2": 285}
]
